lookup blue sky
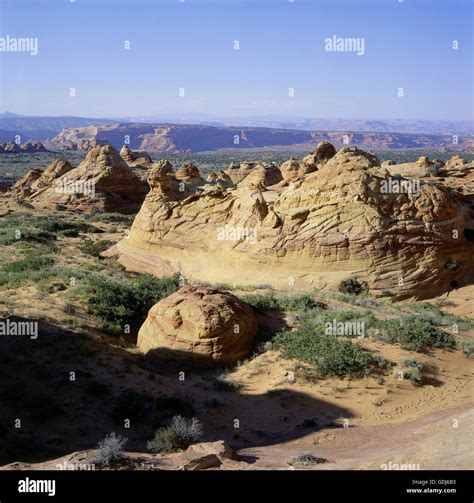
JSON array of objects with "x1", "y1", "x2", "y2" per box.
[{"x1": 0, "y1": 0, "x2": 472, "y2": 120}]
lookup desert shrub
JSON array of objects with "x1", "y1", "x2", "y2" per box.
[
  {"x1": 2, "y1": 254, "x2": 54, "y2": 273},
  {"x1": 406, "y1": 303, "x2": 474, "y2": 330},
  {"x1": 242, "y1": 293, "x2": 323, "y2": 312},
  {"x1": 299, "y1": 308, "x2": 377, "y2": 338},
  {"x1": 293, "y1": 364, "x2": 319, "y2": 383},
  {"x1": 33, "y1": 219, "x2": 77, "y2": 233},
  {"x1": 376, "y1": 316, "x2": 455, "y2": 352},
  {"x1": 58, "y1": 228, "x2": 79, "y2": 238},
  {"x1": 371, "y1": 354, "x2": 391, "y2": 370},
  {"x1": 0, "y1": 250, "x2": 59, "y2": 288},
  {"x1": 213, "y1": 282, "x2": 232, "y2": 290},
  {"x1": 93, "y1": 433, "x2": 127, "y2": 465},
  {"x1": 459, "y1": 341, "x2": 474, "y2": 358},
  {"x1": 147, "y1": 416, "x2": 203, "y2": 453},
  {"x1": 338, "y1": 278, "x2": 365, "y2": 296},
  {"x1": 273, "y1": 321, "x2": 373, "y2": 377},
  {"x1": 86, "y1": 225, "x2": 104, "y2": 234},
  {"x1": 212, "y1": 375, "x2": 243, "y2": 392},
  {"x1": 80, "y1": 239, "x2": 113, "y2": 258},
  {"x1": 86, "y1": 273, "x2": 181, "y2": 333},
  {"x1": 0, "y1": 228, "x2": 57, "y2": 246},
  {"x1": 288, "y1": 452, "x2": 326, "y2": 466},
  {"x1": 326, "y1": 290, "x2": 380, "y2": 307},
  {"x1": 402, "y1": 359, "x2": 424, "y2": 385}
]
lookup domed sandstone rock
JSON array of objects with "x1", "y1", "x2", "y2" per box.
[{"x1": 137, "y1": 286, "x2": 258, "y2": 366}]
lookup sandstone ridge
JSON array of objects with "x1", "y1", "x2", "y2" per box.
[{"x1": 106, "y1": 144, "x2": 474, "y2": 299}]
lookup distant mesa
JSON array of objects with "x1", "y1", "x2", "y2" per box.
[
  {"x1": 105, "y1": 142, "x2": 474, "y2": 300},
  {"x1": 0, "y1": 140, "x2": 49, "y2": 154},
  {"x1": 46, "y1": 123, "x2": 474, "y2": 153},
  {"x1": 137, "y1": 285, "x2": 258, "y2": 367},
  {"x1": 9, "y1": 144, "x2": 148, "y2": 214}
]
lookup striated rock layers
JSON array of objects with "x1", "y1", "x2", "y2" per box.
[
  {"x1": 10, "y1": 145, "x2": 149, "y2": 213},
  {"x1": 106, "y1": 144, "x2": 474, "y2": 299},
  {"x1": 138, "y1": 285, "x2": 258, "y2": 366}
]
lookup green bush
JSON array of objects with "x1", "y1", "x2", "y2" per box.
[
  {"x1": 147, "y1": 416, "x2": 203, "y2": 453},
  {"x1": 338, "y1": 278, "x2": 365, "y2": 295},
  {"x1": 0, "y1": 228, "x2": 57, "y2": 246},
  {"x1": 2, "y1": 254, "x2": 54, "y2": 273},
  {"x1": 0, "y1": 250, "x2": 86, "y2": 289},
  {"x1": 242, "y1": 293, "x2": 322, "y2": 312},
  {"x1": 376, "y1": 316, "x2": 455, "y2": 352},
  {"x1": 33, "y1": 219, "x2": 78, "y2": 233},
  {"x1": 402, "y1": 359, "x2": 423, "y2": 385},
  {"x1": 406, "y1": 303, "x2": 474, "y2": 330},
  {"x1": 460, "y1": 341, "x2": 474, "y2": 358},
  {"x1": 86, "y1": 273, "x2": 182, "y2": 333},
  {"x1": 274, "y1": 321, "x2": 373, "y2": 377},
  {"x1": 80, "y1": 239, "x2": 113, "y2": 258},
  {"x1": 325, "y1": 290, "x2": 379, "y2": 307}
]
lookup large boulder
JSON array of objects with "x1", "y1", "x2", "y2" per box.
[
  {"x1": 137, "y1": 286, "x2": 258, "y2": 366},
  {"x1": 181, "y1": 441, "x2": 236, "y2": 470},
  {"x1": 303, "y1": 140, "x2": 337, "y2": 169}
]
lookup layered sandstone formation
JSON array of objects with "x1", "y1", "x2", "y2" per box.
[
  {"x1": 138, "y1": 285, "x2": 257, "y2": 366},
  {"x1": 10, "y1": 145, "x2": 148, "y2": 213},
  {"x1": 119, "y1": 144, "x2": 153, "y2": 166},
  {"x1": 106, "y1": 143, "x2": 474, "y2": 299},
  {"x1": 0, "y1": 141, "x2": 49, "y2": 154}
]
